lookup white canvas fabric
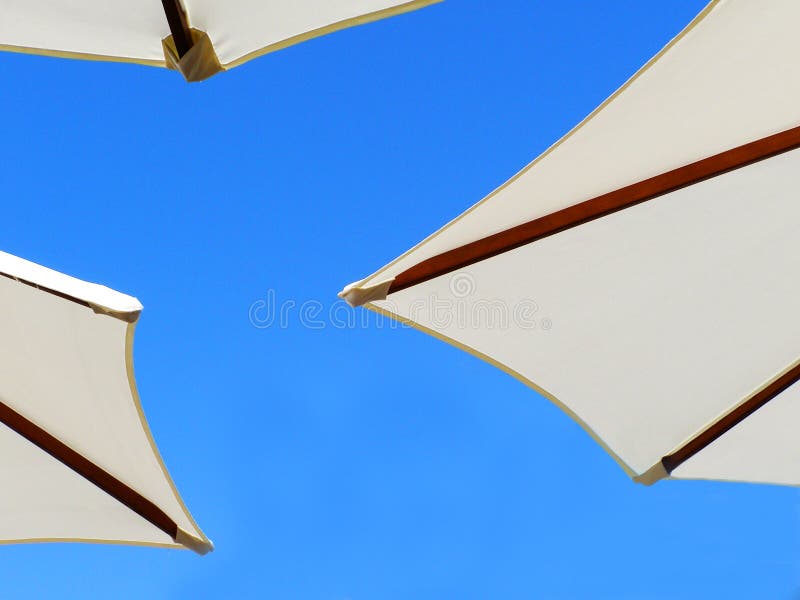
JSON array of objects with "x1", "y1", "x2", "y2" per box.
[
  {"x1": 348, "y1": 0, "x2": 800, "y2": 289},
  {"x1": 0, "y1": 0, "x2": 437, "y2": 70},
  {"x1": 673, "y1": 380, "x2": 800, "y2": 486},
  {"x1": 343, "y1": 0, "x2": 800, "y2": 485},
  {"x1": 0, "y1": 422, "x2": 173, "y2": 545},
  {"x1": 0, "y1": 251, "x2": 210, "y2": 552}
]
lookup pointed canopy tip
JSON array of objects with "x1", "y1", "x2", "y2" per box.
[
  {"x1": 176, "y1": 529, "x2": 214, "y2": 555},
  {"x1": 339, "y1": 278, "x2": 394, "y2": 307},
  {"x1": 632, "y1": 462, "x2": 669, "y2": 487}
]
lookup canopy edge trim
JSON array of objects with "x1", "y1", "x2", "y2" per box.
[
  {"x1": 0, "y1": 43, "x2": 164, "y2": 68},
  {"x1": 0, "y1": 0, "x2": 440, "y2": 75},
  {"x1": 364, "y1": 301, "x2": 638, "y2": 479},
  {"x1": 124, "y1": 322, "x2": 213, "y2": 553},
  {"x1": 221, "y1": 0, "x2": 443, "y2": 70}
]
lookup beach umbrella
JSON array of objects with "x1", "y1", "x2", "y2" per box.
[
  {"x1": 0, "y1": 251, "x2": 211, "y2": 553},
  {"x1": 0, "y1": 0, "x2": 437, "y2": 81},
  {"x1": 341, "y1": 0, "x2": 800, "y2": 487}
]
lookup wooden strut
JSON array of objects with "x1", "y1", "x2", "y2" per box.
[
  {"x1": 384, "y1": 123, "x2": 800, "y2": 479},
  {"x1": 161, "y1": 0, "x2": 194, "y2": 57},
  {"x1": 0, "y1": 399, "x2": 180, "y2": 543},
  {"x1": 388, "y1": 124, "x2": 800, "y2": 294},
  {"x1": 661, "y1": 362, "x2": 800, "y2": 474}
]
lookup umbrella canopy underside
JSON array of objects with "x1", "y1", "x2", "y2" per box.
[
  {"x1": 342, "y1": 0, "x2": 800, "y2": 486},
  {"x1": 0, "y1": 0, "x2": 437, "y2": 73},
  {"x1": 0, "y1": 251, "x2": 210, "y2": 553}
]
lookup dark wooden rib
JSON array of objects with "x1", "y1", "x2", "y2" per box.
[
  {"x1": 0, "y1": 400, "x2": 178, "y2": 541},
  {"x1": 161, "y1": 0, "x2": 194, "y2": 57},
  {"x1": 661, "y1": 363, "x2": 800, "y2": 474},
  {"x1": 389, "y1": 124, "x2": 800, "y2": 294},
  {"x1": 0, "y1": 272, "x2": 91, "y2": 309},
  {"x1": 0, "y1": 272, "x2": 139, "y2": 323}
]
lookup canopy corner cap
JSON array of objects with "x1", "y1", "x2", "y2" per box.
[
  {"x1": 632, "y1": 461, "x2": 669, "y2": 487},
  {"x1": 176, "y1": 528, "x2": 214, "y2": 555},
  {"x1": 339, "y1": 278, "x2": 395, "y2": 307}
]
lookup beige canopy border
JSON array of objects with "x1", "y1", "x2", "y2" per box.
[
  {"x1": 349, "y1": 124, "x2": 800, "y2": 486},
  {"x1": 0, "y1": 0, "x2": 440, "y2": 82},
  {"x1": 0, "y1": 271, "x2": 211, "y2": 553}
]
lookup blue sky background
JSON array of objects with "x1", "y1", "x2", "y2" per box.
[{"x1": 1, "y1": 1, "x2": 798, "y2": 598}]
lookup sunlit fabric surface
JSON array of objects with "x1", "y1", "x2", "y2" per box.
[
  {"x1": 0, "y1": 0, "x2": 436, "y2": 69},
  {"x1": 0, "y1": 251, "x2": 209, "y2": 550},
  {"x1": 343, "y1": 0, "x2": 800, "y2": 484}
]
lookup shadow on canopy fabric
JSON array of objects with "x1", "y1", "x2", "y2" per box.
[
  {"x1": 0, "y1": 0, "x2": 439, "y2": 81},
  {"x1": 341, "y1": 0, "x2": 800, "y2": 487},
  {"x1": 0, "y1": 251, "x2": 211, "y2": 554}
]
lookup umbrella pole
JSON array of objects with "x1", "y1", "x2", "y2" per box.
[{"x1": 160, "y1": 0, "x2": 194, "y2": 58}]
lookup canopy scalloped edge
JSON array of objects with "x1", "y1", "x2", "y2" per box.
[{"x1": 363, "y1": 302, "x2": 640, "y2": 479}]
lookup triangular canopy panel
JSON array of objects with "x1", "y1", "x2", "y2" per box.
[
  {"x1": 342, "y1": 0, "x2": 800, "y2": 486},
  {"x1": 343, "y1": 0, "x2": 800, "y2": 285},
  {"x1": 0, "y1": 0, "x2": 437, "y2": 77},
  {"x1": 0, "y1": 251, "x2": 210, "y2": 553},
  {"x1": 0, "y1": 422, "x2": 172, "y2": 546}
]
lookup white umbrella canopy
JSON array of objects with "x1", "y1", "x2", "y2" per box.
[
  {"x1": 0, "y1": 0, "x2": 438, "y2": 81},
  {"x1": 0, "y1": 251, "x2": 211, "y2": 553},
  {"x1": 341, "y1": 0, "x2": 800, "y2": 486}
]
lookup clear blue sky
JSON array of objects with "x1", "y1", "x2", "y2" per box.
[{"x1": 1, "y1": 1, "x2": 797, "y2": 598}]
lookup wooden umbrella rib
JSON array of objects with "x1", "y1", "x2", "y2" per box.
[
  {"x1": 161, "y1": 0, "x2": 194, "y2": 57},
  {"x1": 661, "y1": 363, "x2": 800, "y2": 474},
  {"x1": 0, "y1": 400, "x2": 179, "y2": 542},
  {"x1": 388, "y1": 124, "x2": 800, "y2": 294}
]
